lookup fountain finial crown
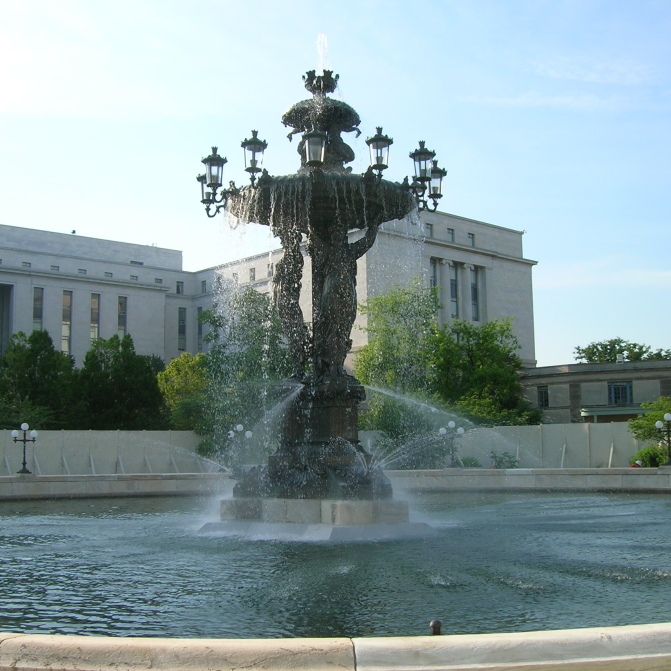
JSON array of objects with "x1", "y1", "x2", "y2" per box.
[{"x1": 303, "y1": 69, "x2": 339, "y2": 96}]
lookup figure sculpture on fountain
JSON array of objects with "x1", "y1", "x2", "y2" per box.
[{"x1": 223, "y1": 71, "x2": 415, "y2": 500}]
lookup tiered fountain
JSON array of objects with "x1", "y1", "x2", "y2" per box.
[{"x1": 198, "y1": 70, "x2": 447, "y2": 539}]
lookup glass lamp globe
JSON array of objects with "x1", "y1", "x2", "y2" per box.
[
  {"x1": 11, "y1": 430, "x2": 18, "y2": 438},
  {"x1": 244, "y1": 431, "x2": 252, "y2": 439},
  {"x1": 457, "y1": 427, "x2": 465, "y2": 435},
  {"x1": 30, "y1": 430, "x2": 38, "y2": 439},
  {"x1": 439, "y1": 427, "x2": 447, "y2": 435},
  {"x1": 236, "y1": 424, "x2": 244, "y2": 432},
  {"x1": 665, "y1": 413, "x2": 671, "y2": 422},
  {"x1": 21, "y1": 423, "x2": 29, "y2": 431},
  {"x1": 448, "y1": 421, "x2": 456, "y2": 429},
  {"x1": 656, "y1": 421, "x2": 664, "y2": 429}
]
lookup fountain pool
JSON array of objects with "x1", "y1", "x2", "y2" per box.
[{"x1": 2, "y1": 491, "x2": 671, "y2": 638}]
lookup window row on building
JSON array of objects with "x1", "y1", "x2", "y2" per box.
[
  {"x1": 423, "y1": 223, "x2": 477, "y2": 248},
  {"x1": 30, "y1": 287, "x2": 128, "y2": 354}
]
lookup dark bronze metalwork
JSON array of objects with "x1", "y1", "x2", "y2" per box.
[
  {"x1": 12, "y1": 426, "x2": 36, "y2": 474},
  {"x1": 201, "y1": 72, "x2": 415, "y2": 500}
]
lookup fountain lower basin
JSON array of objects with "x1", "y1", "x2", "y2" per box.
[{"x1": 199, "y1": 496, "x2": 435, "y2": 540}]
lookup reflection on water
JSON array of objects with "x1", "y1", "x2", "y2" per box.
[{"x1": 2, "y1": 492, "x2": 671, "y2": 638}]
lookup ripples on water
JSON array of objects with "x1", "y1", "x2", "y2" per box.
[{"x1": 2, "y1": 492, "x2": 671, "y2": 638}]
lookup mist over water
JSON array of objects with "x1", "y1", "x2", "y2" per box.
[{"x1": 2, "y1": 492, "x2": 671, "y2": 638}]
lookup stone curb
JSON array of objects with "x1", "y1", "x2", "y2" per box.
[{"x1": 3, "y1": 623, "x2": 671, "y2": 671}]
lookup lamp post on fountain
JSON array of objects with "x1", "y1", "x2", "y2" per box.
[
  {"x1": 655, "y1": 413, "x2": 671, "y2": 465},
  {"x1": 10, "y1": 423, "x2": 38, "y2": 474}
]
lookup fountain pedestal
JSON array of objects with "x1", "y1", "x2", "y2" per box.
[
  {"x1": 200, "y1": 496, "x2": 434, "y2": 541},
  {"x1": 234, "y1": 379, "x2": 394, "y2": 501}
]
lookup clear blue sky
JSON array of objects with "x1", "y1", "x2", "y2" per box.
[{"x1": 0, "y1": 0, "x2": 669, "y2": 367}]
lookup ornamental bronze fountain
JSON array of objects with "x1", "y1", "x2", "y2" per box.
[{"x1": 198, "y1": 71, "x2": 445, "y2": 525}]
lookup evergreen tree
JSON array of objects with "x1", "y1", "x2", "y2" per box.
[
  {"x1": 77, "y1": 335, "x2": 168, "y2": 430},
  {"x1": 0, "y1": 330, "x2": 76, "y2": 428}
]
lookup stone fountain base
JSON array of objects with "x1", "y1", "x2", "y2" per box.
[{"x1": 198, "y1": 497, "x2": 435, "y2": 541}]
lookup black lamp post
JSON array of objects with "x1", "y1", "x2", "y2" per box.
[
  {"x1": 655, "y1": 413, "x2": 671, "y2": 465},
  {"x1": 11, "y1": 422, "x2": 37, "y2": 474}
]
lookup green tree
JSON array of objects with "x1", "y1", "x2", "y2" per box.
[
  {"x1": 355, "y1": 279, "x2": 441, "y2": 393},
  {"x1": 77, "y1": 335, "x2": 168, "y2": 430},
  {"x1": 157, "y1": 352, "x2": 207, "y2": 430},
  {"x1": 355, "y1": 281, "x2": 540, "y2": 426},
  {"x1": 574, "y1": 338, "x2": 671, "y2": 363},
  {"x1": 198, "y1": 287, "x2": 293, "y2": 460},
  {"x1": 433, "y1": 320, "x2": 541, "y2": 425},
  {"x1": 0, "y1": 330, "x2": 76, "y2": 428},
  {"x1": 628, "y1": 397, "x2": 671, "y2": 443}
]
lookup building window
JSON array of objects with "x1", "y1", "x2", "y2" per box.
[
  {"x1": 62, "y1": 291, "x2": 72, "y2": 354},
  {"x1": 249, "y1": 268, "x2": 256, "y2": 282},
  {"x1": 537, "y1": 386, "x2": 549, "y2": 409},
  {"x1": 608, "y1": 381, "x2": 633, "y2": 405},
  {"x1": 105, "y1": 272, "x2": 113, "y2": 278},
  {"x1": 78, "y1": 269, "x2": 86, "y2": 275},
  {"x1": 429, "y1": 258, "x2": 438, "y2": 288},
  {"x1": 449, "y1": 264, "x2": 458, "y2": 318},
  {"x1": 470, "y1": 267, "x2": 479, "y2": 321},
  {"x1": 201, "y1": 280, "x2": 207, "y2": 293},
  {"x1": 51, "y1": 265, "x2": 60, "y2": 271},
  {"x1": 90, "y1": 293, "x2": 100, "y2": 344},
  {"x1": 155, "y1": 278, "x2": 163, "y2": 284},
  {"x1": 425, "y1": 223, "x2": 433, "y2": 238},
  {"x1": 130, "y1": 275, "x2": 138, "y2": 281},
  {"x1": 176, "y1": 281, "x2": 184, "y2": 295},
  {"x1": 197, "y1": 306, "x2": 203, "y2": 353},
  {"x1": 447, "y1": 228, "x2": 454, "y2": 242},
  {"x1": 33, "y1": 287, "x2": 44, "y2": 331},
  {"x1": 22, "y1": 261, "x2": 31, "y2": 268},
  {"x1": 232, "y1": 273, "x2": 238, "y2": 283},
  {"x1": 130, "y1": 260, "x2": 144, "y2": 266},
  {"x1": 118, "y1": 296, "x2": 127, "y2": 337},
  {"x1": 468, "y1": 233, "x2": 475, "y2": 247},
  {"x1": 178, "y1": 307, "x2": 187, "y2": 351},
  {"x1": 267, "y1": 263, "x2": 274, "y2": 277}
]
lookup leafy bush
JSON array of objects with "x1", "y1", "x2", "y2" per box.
[
  {"x1": 490, "y1": 450, "x2": 519, "y2": 469},
  {"x1": 630, "y1": 445, "x2": 668, "y2": 467},
  {"x1": 460, "y1": 456, "x2": 482, "y2": 468}
]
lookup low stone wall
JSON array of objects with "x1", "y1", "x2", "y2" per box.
[
  {"x1": 387, "y1": 466, "x2": 671, "y2": 492},
  {"x1": 3, "y1": 468, "x2": 671, "y2": 500},
  {"x1": 0, "y1": 431, "x2": 205, "y2": 476},
  {"x1": 3, "y1": 623, "x2": 671, "y2": 670},
  {"x1": 0, "y1": 473, "x2": 233, "y2": 500}
]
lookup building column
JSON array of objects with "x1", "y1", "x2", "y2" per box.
[
  {"x1": 437, "y1": 259, "x2": 449, "y2": 325},
  {"x1": 461, "y1": 263, "x2": 474, "y2": 322}
]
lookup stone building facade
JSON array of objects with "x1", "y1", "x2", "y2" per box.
[
  {"x1": 522, "y1": 360, "x2": 671, "y2": 423},
  {"x1": 0, "y1": 209, "x2": 537, "y2": 367}
]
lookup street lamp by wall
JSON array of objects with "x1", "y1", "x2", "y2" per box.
[
  {"x1": 10, "y1": 422, "x2": 38, "y2": 474},
  {"x1": 438, "y1": 421, "x2": 466, "y2": 467},
  {"x1": 655, "y1": 413, "x2": 671, "y2": 465}
]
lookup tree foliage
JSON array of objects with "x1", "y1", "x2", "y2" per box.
[
  {"x1": 0, "y1": 330, "x2": 76, "y2": 428},
  {"x1": 574, "y1": 338, "x2": 671, "y2": 363},
  {"x1": 77, "y1": 335, "x2": 168, "y2": 430},
  {"x1": 157, "y1": 352, "x2": 207, "y2": 431},
  {"x1": 354, "y1": 280, "x2": 540, "y2": 426},
  {"x1": 628, "y1": 397, "x2": 671, "y2": 443},
  {"x1": 197, "y1": 287, "x2": 293, "y2": 459}
]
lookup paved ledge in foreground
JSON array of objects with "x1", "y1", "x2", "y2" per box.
[
  {"x1": 4, "y1": 623, "x2": 671, "y2": 670},
  {"x1": 387, "y1": 466, "x2": 671, "y2": 492},
  {"x1": 0, "y1": 473, "x2": 233, "y2": 500}
]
